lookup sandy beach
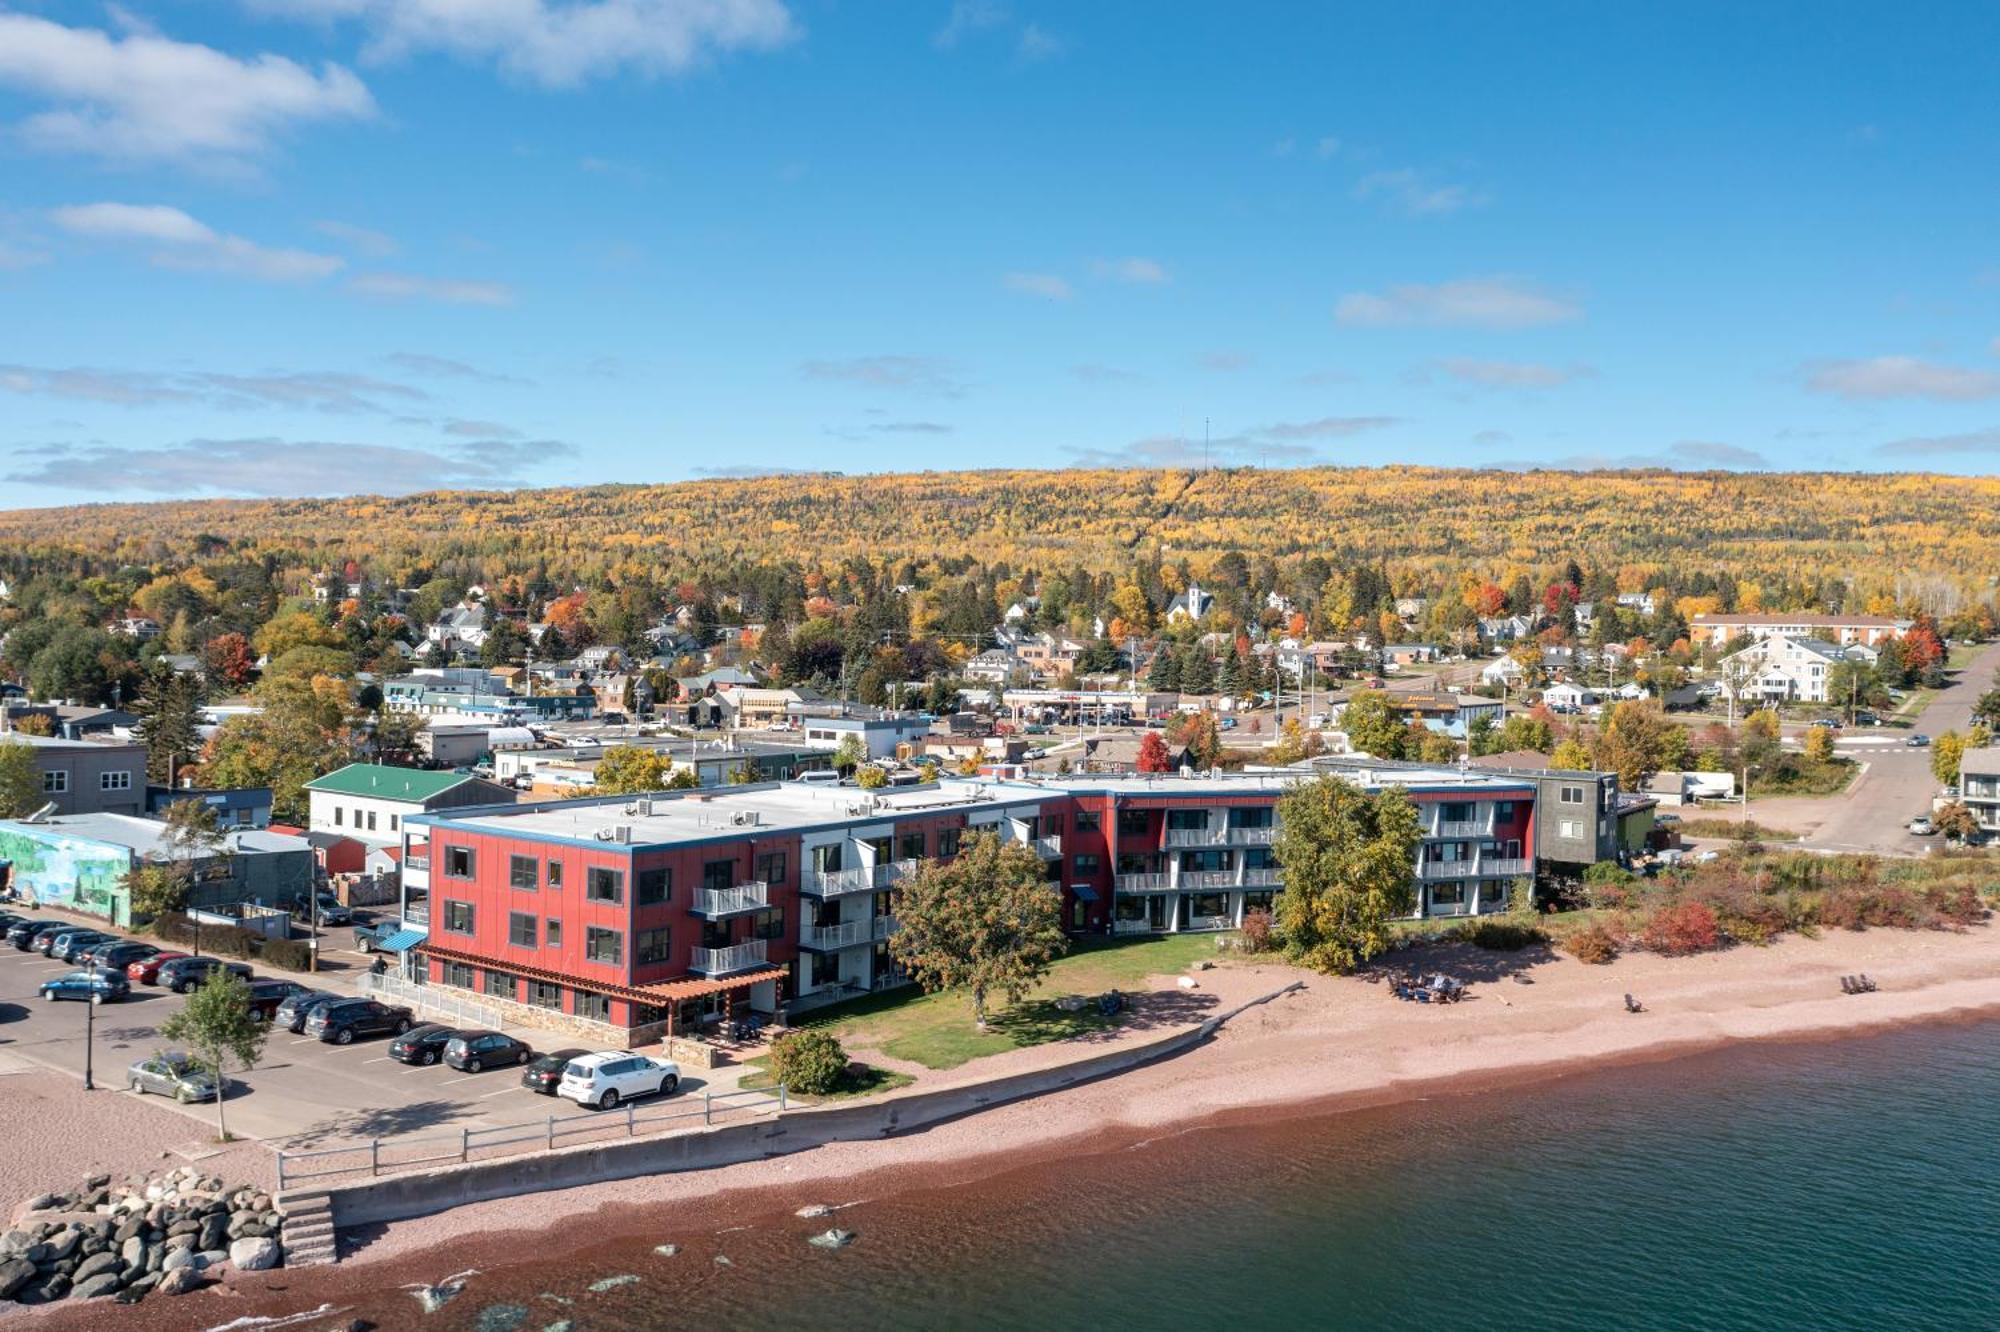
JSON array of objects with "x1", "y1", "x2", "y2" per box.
[{"x1": 15, "y1": 922, "x2": 2000, "y2": 1328}]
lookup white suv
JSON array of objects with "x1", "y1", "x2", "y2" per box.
[{"x1": 556, "y1": 1051, "x2": 681, "y2": 1110}]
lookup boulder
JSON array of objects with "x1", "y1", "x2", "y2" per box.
[
  {"x1": 72, "y1": 1250, "x2": 123, "y2": 1284},
  {"x1": 0, "y1": 1230, "x2": 35, "y2": 1257},
  {"x1": 161, "y1": 1246, "x2": 201, "y2": 1274},
  {"x1": 807, "y1": 1228, "x2": 856, "y2": 1249},
  {"x1": 229, "y1": 1236, "x2": 280, "y2": 1272},
  {"x1": 156, "y1": 1266, "x2": 205, "y2": 1297},
  {"x1": 126, "y1": 1271, "x2": 160, "y2": 1295},
  {"x1": 167, "y1": 1219, "x2": 202, "y2": 1239},
  {"x1": 120, "y1": 1234, "x2": 151, "y2": 1268},
  {"x1": 794, "y1": 1204, "x2": 833, "y2": 1218},
  {"x1": 0, "y1": 1257, "x2": 37, "y2": 1299},
  {"x1": 113, "y1": 1217, "x2": 144, "y2": 1244},
  {"x1": 196, "y1": 1249, "x2": 228, "y2": 1270},
  {"x1": 21, "y1": 1194, "x2": 60, "y2": 1215},
  {"x1": 43, "y1": 1229, "x2": 81, "y2": 1262},
  {"x1": 72, "y1": 1271, "x2": 123, "y2": 1300},
  {"x1": 198, "y1": 1215, "x2": 229, "y2": 1252}
]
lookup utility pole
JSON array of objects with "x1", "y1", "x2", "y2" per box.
[{"x1": 83, "y1": 985, "x2": 97, "y2": 1090}]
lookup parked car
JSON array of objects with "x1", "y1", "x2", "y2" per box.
[
  {"x1": 387, "y1": 1023, "x2": 463, "y2": 1066},
  {"x1": 352, "y1": 920, "x2": 408, "y2": 953},
  {"x1": 290, "y1": 892, "x2": 352, "y2": 926},
  {"x1": 245, "y1": 978, "x2": 310, "y2": 1021},
  {"x1": 1907, "y1": 734, "x2": 1932, "y2": 748},
  {"x1": 157, "y1": 956, "x2": 253, "y2": 994},
  {"x1": 80, "y1": 941, "x2": 158, "y2": 973},
  {"x1": 273, "y1": 988, "x2": 345, "y2": 1033},
  {"x1": 48, "y1": 930, "x2": 114, "y2": 963},
  {"x1": 443, "y1": 1031, "x2": 533, "y2": 1073},
  {"x1": 521, "y1": 1047, "x2": 589, "y2": 1095},
  {"x1": 556, "y1": 1051, "x2": 680, "y2": 1110},
  {"x1": 5, "y1": 920, "x2": 63, "y2": 950},
  {"x1": 31, "y1": 923, "x2": 84, "y2": 956},
  {"x1": 1808, "y1": 717, "x2": 1841, "y2": 729},
  {"x1": 1854, "y1": 711, "x2": 1880, "y2": 726},
  {"x1": 1908, "y1": 816, "x2": 1936, "y2": 836},
  {"x1": 127, "y1": 1052, "x2": 219, "y2": 1104},
  {"x1": 304, "y1": 998, "x2": 414, "y2": 1044},
  {"x1": 40, "y1": 968, "x2": 130, "y2": 1004},
  {"x1": 127, "y1": 951, "x2": 191, "y2": 985}
]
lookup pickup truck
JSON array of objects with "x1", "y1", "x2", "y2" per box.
[{"x1": 353, "y1": 920, "x2": 407, "y2": 953}]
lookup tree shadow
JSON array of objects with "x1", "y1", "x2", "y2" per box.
[
  {"x1": 1364, "y1": 938, "x2": 1561, "y2": 987},
  {"x1": 0, "y1": 1002, "x2": 26, "y2": 1025},
  {"x1": 985, "y1": 988, "x2": 1223, "y2": 1048},
  {"x1": 279, "y1": 1098, "x2": 477, "y2": 1149}
]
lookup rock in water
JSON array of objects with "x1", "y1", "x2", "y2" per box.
[
  {"x1": 409, "y1": 1279, "x2": 466, "y2": 1314},
  {"x1": 794, "y1": 1204, "x2": 833, "y2": 1218},
  {"x1": 229, "y1": 1236, "x2": 281, "y2": 1272},
  {"x1": 586, "y1": 1274, "x2": 639, "y2": 1293},
  {"x1": 808, "y1": 1228, "x2": 857, "y2": 1249},
  {"x1": 652, "y1": 1244, "x2": 680, "y2": 1257},
  {"x1": 473, "y1": 1304, "x2": 529, "y2": 1332}
]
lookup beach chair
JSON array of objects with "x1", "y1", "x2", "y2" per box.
[
  {"x1": 1840, "y1": 976, "x2": 1855, "y2": 994},
  {"x1": 1859, "y1": 974, "x2": 1877, "y2": 992},
  {"x1": 1623, "y1": 993, "x2": 1644, "y2": 1014}
]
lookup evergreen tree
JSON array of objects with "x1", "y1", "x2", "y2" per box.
[{"x1": 132, "y1": 660, "x2": 205, "y2": 786}]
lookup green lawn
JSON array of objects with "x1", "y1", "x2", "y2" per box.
[
  {"x1": 739, "y1": 1056, "x2": 915, "y2": 1102},
  {"x1": 1748, "y1": 757, "x2": 1857, "y2": 797},
  {"x1": 794, "y1": 933, "x2": 1233, "y2": 1071}
]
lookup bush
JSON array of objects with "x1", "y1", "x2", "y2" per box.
[
  {"x1": 1238, "y1": 907, "x2": 1276, "y2": 953},
  {"x1": 259, "y1": 937, "x2": 313, "y2": 971},
  {"x1": 1463, "y1": 919, "x2": 1547, "y2": 951},
  {"x1": 1927, "y1": 883, "x2": 1991, "y2": 928},
  {"x1": 1638, "y1": 901, "x2": 1722, "y2": 956},
  {"x1": 769, "y1": 1029, "x2": 850, "y2": 1095},
  {"x1": 1695, "y1": 881, "x2": 1790, "y2": 946},
  {"x1": 1563, "y1": 923, "x2": 1620, "y2": 965},
  {"x1": 1821, "y1": 884, "x2": 1930, "y2": 931},
  {"x1": 148, "y1": 912, "x2": 259, "y2": 959}
]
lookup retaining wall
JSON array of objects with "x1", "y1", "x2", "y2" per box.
[{"x1": 318, "y1": 981, "x2": 1303, "y2": 1231}]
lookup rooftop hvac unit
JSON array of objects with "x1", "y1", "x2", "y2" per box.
[
  {"x1": 635, "y1": 798, "x2": 654, "y2": 816},
  {"x1": 610, "y1": 824, "x2": 632, "y2": 843},
  {"x1": 730, "y1": 810, "x2": 760, "y2": 827}
]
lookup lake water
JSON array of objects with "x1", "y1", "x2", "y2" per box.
[{"x1": 343, "y1": 1018, "x2": 2000, "y2": 1330}]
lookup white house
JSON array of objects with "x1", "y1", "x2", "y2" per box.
[
  {"x1": 1165, "y1": 582, "x2": 1213, "y2": 624},
  {"x1": 1481, "y1": 656, "x2": 1526, "y2": 688},
  {"x1": 1542, "y1": 682, "x2": 1599, "y2": 711},
  {"x1": 1718, "y1": 633, "x2": 1846, "y2": 704},
  {"x1": 303, "y1": 763, "x2": 513, "y2": 847}
]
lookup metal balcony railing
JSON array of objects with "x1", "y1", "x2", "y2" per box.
[
  {"x1": 689, "y1": 940, "x2": 768, "y2": 975},
  {"x1": 1164, "y1": 827, "x2": 1225, "y2": 848},
  {"x1": 694, "y1": 881, "x2": 770, "y2": 917},
  {"x1": 804, "y1": 866, "x2": 875, "y2": 897},
  {"x1": 1115, "y1": 872, "x2": 1169, "y2": 893}
]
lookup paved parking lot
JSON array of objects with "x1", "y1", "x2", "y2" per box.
[{"x1": 0, "y1": 927, "x2": 742, "y2": 1156}]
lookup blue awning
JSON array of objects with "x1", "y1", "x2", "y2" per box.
[
  {"x1": 1069, "y1": 884, "x2": 1099, "y2": 902},
  {"x1": 379, "y1": 927, "x2": 428, "y2": 952}
]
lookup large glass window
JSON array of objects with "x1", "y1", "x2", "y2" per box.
[
  {"x1": 443, "y1": 846, "x2": 475, "y2": 878},
  {"x1": 937, "y1": 828, "x2": 961, "y2": 858},
  {"x1": 1074, "y1": 853, "x2": 1100, "y2": 876},
  {"x1": 509, "y1": 855, "x2": 538, "y2": 890},
  {"x1": 636, "y1": 927, "x2": 672, "y2": 965},
  {"x1": 751, "y1": 908, "x2": 785, "y2": 941},
  {"x1": 585, "y1": 926, "x2": 623, "y2": 965},
  {"x1": 442, "y1": 900, "x2": 474, "y2": 933},
  {"x1": 1117, "y1": 808, "x2": 1150, "y2": 836},
  {"x1": 1074, "y1": 809, "x2": 1101, "y2": 832},
  {"x1": 508, "y1": 912, "x2": 537, "y2": 947},
  {"x1": 1227, "y1": 807, "x2": 1274, "y2": 828},
  {"x1": 899, "y1": 831, "x2": 926, "y2": 861},
  {"x1": 1189, "y1": 892, "x2": 1229, "y2": 918},
  {"x1": 637, "y1": 867, "x2": 670, "y2": 905},
  {"x1": 755, "y1": 850, "x2": 787, "y2": 885},
  {"x1": 575, "y1": 992, "x2": 610, "y2": 1022},
  {"x1": 702, "y1": 860, "x2": 735, "y2": 892},
  {"x1": 483, "y1": 969, "x2": 515, "y2": 999},
  {"x1": 527, "y1": 981, "x2": 562, "y2": 1010},
  {"x1": 441, "y1": 960, "x2": 474, "y2": 989},
  {"x1": 1166, "y1": 808, "x2": 1210, "y2": 830},
  {"x1": 586, "y1": 867, "x2": 625, "y2": 904}
]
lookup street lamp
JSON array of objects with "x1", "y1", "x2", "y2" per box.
[{"x1": 83, "y1": 981, "x2": 98, "y2": 1090}]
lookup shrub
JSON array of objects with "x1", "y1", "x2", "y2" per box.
[
  {"x1": 1238, "y1": 907, "x2": 1277, "y2": 953},
  {"x1": 259, "y1": 937, "x2": 313, "y2": 971},
  {"x1": 1696, "y1": 881, "x2": 1790, "y2": 945},
  {"x1": 1822, "y1": 884, "x2": 1930, "y2": 931},
  {"x1": 1464, "y1": 919, "x2": 1547, "y2": 951},
  {"x1": 769, "y1": 1029, "x2": 850, "y2": 1095},
  {"x1": 1638, "y1": 901, "x2": 1721, "y2": 956},
  {"x1": 1563, "y1": 923, "x2": 1620, "y2": 965},
  {"x1": 148, "y1": 912, "x2": 259, "y2": 959},
  {"x1": 1927, "y1": 883, "x2": 1991, "y2": 928}
]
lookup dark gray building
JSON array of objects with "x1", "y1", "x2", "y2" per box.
[
  {"x1": 3, "y1": 733, "x2": 148, "y2": 817},
  {"x1": 1467, "y1": 751, "x2": 1620, "y2": 868}
]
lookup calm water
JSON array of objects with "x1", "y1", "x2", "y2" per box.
[{"x1": 369, "y1": 1020, "x2": 1999, "y2": 1331}]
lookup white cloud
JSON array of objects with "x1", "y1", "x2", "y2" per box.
[
  {"x1": 1353, "y1": 167, "x2": 1486, "y2": 216},
  {"x1": 264, "y1": 0, "x2": 798, "y2": 88},
  {"x1": 1514, "y1": 442, "x2": 1771, "y2": 472},
  {"x1": 0, "y1": 12, "x2": 373, "y2": 166},
  {"x1": 385, "y1": 352, "x2": 527, "y2": 384},
  {"x1": 1335, "y1": 276, "x2": 1583, "y2": 329},
  {"x1": 1004, "y1": 271, "x2": 1071, "y2": 300},
  {"x1": 349, "y1": 272, "x2": 515, "y2": 306},
  {"x1": 1805, "y1": 355, "x2": 2000, "y2": 401},
  {"x1": 1315, "y1": 136, "x2": 1341, "y2": 159},
  {"x1": 0, "y1": 240, "x2": 50, "y2": 272},
  {"x1": 933, "y1": 0, "x2": 1007, "y2": 49},
  {"x1": 52, "y1": 202, "x2": 343, "y2": 282},
  {"x1": 313, "y1": 219, "x2": 399, "y2": 257},
  {"x1": 1875, "y1": 427, "x2": 2000, "y2": 457},
  {"x1": 1066, "y1": 415, "x2": 1396, "y2": 468},
  {"x1": 0, "y1": 363, "x2": 430, "y2": 413},
  {"x1": 6, "y1": 435, "x2": 572, "y2": 497},
  {"x1": 799, "y1": 355, "x2": 967, "y2": 397},
  {"x1": 1091, "y1": 256, "x2": 1169, "y2": 285},
  {"x1": 1435, "y1": 358, "x2": 1591, "y2": 389},
  {"x1": 1017, "y1": 24, "x2": 1063, "y2": 60}
]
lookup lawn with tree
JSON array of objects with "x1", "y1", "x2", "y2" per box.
[
  {"x1": 1272, "y1": 774, "x2": 1425, "y2": 973},
  {"x1": 888, "y1": 830, "x2": 1069, "y2": 1028},
  {"x1": 157, "y1": 969, "x2": 266, "y2": 1142}
]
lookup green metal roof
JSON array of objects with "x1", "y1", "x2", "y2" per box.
[{"x1": 303, "y1": 763, "x2": 479, "y2": 803}]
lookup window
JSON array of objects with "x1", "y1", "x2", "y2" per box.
[
  {"x1": 442, "y1": 900, "x2": 474, "y2": 934},
  {"x1": 751, "y1": 908, "x2": 785, "y2": 941},
  {"x1": 1559, "y1": 819, "x2": 1582, "y2": 839},
  {"x1": 636, "y1": 927, "x2": 671, "y2": 965},
  {"x1": 545, "y1": 918, "x2": 562, "y2": 949},
  {"x1": 937, "y1": 828, "x2": 961, "y2": 858},
  {"x1": 1227, "y1": 807, "x2": 1274, "y2": 828},
  {"x1": 1431, "y1": 881, "x2": 1466, "y2": 906},
  {"x1": 527, "y1": 981, "x2": 562, "y2": 1010},
  {"x1": 508, "y1": 912, "x2": 537, "y2": 947},
  {"x1": 755, "y1": 851, "x2": 787, "y2": 885},
  {"x1": 332, "y1": 805, "x2": 342, "y2": 825},
  {"x1": 1075, "y1": 809, "x2": 1100, "y2": 833},
  {"x1": 483, "y1": 969, "x2": 516, "y2": 999},
  {"x1": 702, "y1": 860, "x2": 735, "y2": 893},
  {"x1": 1166, "y1": 809, "x2": 1210, "y2": 830},
  {"x1": 444, "y1": 846, "x2": 475, "y2": 878},
  {"x1": 1559, "y1": 785, "x2": 1586, "y2": 805},
  {"x1": 811, "y1": 843, "x2": 843, "y2": 872},
  {"x1": 1117, "y1": 809, "x2": 1150, "y2": 835},
  {"x1": 576, "y1": 992, "x2": 610, "y2": 1022},
  {"x1": 637, "y1": 867, "x2": 669, "y2": 905},
  {"x1": 586, "y1": 867, "x2": 625, "y2": 904},
  {"x1": 390, "y1": 814, "x2": 399, "y2": 831},
  {"x1": 1495, "y1": 801, "x2": 1515, "y2": 821},
  {"x1": 547, "y1": 860, "x2": 564, "y2": 889},
  {"x1": 899, "y1": 832, "x2": 925, "y2": 861},
  {"x1": 100, "y1": 771, "x2": 131, "y2": 791},
  {"x1": 365, "y1": 810, "x2": 377, "y2": 832},
  {"x1": 509, "y1": 855, "x2": 538, "y2": 890},
  {"x1": 810, "y1": 951, "x2": 842, "y2": 987},
  {"x1": 1074, "y1": 853, "x2": 1100, "y2": 876},
  {"x1": 1440, "y1": 802, "x2": 1474, "y2": 823},
  {"x1": 1189, "y1": 892, "x2": 1229, "y2": 919},
  {"x1": 585, "y1": 926, "x2": 622, "y2": 965},
  {"x1": 441, "y1": 960, "x2": 474, "y2": 989}
]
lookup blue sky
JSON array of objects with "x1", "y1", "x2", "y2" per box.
[{"x1": 3, "y1": 1, "x2": 2000, "y2": 506}]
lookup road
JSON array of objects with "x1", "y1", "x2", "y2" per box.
[
  {"x1": 1744, "y1": 641, "x2": 2000, "y2": 856},
  {"x1": 0, "y1": 929, "x2": 741, "y2": 1158}
]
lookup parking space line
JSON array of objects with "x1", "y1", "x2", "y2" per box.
[
  {"x1": 480, "y1": 1087, "x2": 521, "y2": 1099},
  {"x1": 289, "y1": 1037, "x2": 320, "y2": 1045},
  {"x1": 440, "y1": 1074, "x2": 482, "y2": 1085},
  {"x1": 362, "y1": 1056, "x2": 393, "y2": 1064}
]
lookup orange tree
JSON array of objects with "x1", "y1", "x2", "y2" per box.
[{"x1": 887, "y1": 831, "x2": 1067, "y2": 1028}]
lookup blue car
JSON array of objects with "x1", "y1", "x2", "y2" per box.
[{"x1": 40, "y1": 968, "x2": 131, "y2": 1004}]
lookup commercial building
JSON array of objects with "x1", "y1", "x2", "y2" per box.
[
  {"x1": 1464, "y1": 751, "x2": 1621, "y2": 868},
  {"x1": 388, "y1": 765, "x2": 1538, "y2": 1047},
  {"x1": 0, "y1": 813, "x2": 312, "y2": 927},
  {"x1": 0, "y1": 733, "x2": 147, "y2": 817},
  {"x1": 1689, "y1": 613, "x2": 1907, "y2": 650},
  {"x1": 304, "y1": 763, "x2": 514, "y2": 847},
  {"x1": 796, "y1": 713, "x2": 931, "y2": 760}
]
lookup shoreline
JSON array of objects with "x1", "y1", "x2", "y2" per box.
[{"x1": 26, "y1": 924, "x2": 2000, "y2": 1327}]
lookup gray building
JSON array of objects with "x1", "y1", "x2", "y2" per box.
[
  {"x1": 0, "y1": 812, "x2": 312, "y2": 927},
  {"x1": 1467, "y1": 750, "x2": 1620, "y2": 868},
  {"x1": 1958, "y1": 746, "x2": 2000, "y2": 834},
  {"x1": 2, "y1": 733, "x2": 148, "y2": 817}
]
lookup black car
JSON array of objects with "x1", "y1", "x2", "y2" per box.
[
  {"x1": 245, "y1": 978, "x2": 310, "y2": 1021},
  {"x1": 84, "y1": 941, "x2": 160, "y2": 973},
  {"x1": 520, "y1": 1047, "x2": 588, "y2": 1095},
  {"x1": 442, "y1": 1030, "x2": 533, "y2": 1073},
  {"x1": 156, "y1": 955, "x2": 254, "y2": 994},
  {"x1": 387, "y1": 1024, "x2": 463, "y2": 1066},
  {"x1": 30, "y1": 923, "x2": 79, "y2": 955},
  {"x1": 273, "y1": 989, "x2": 345, "y2": 1033},
  {"x1": 69, "y1": 935, "x2": 136, "y2": 967},
  {"x1": 47, "y1": 929, "x2": 112, "y2": 962},
  {"x1": 303, "y1": 998, "x2": 414, "y2": 1044},
  {"x1": 5, "y1": 920, "x2": 62, "y2": 950}
]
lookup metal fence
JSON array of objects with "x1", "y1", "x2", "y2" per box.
[
  {"x1": 356, "y1": 971, "x2": 504, "y2": 1031},
  {"x1": 275, "y1": 1086, "x2": 786, "y2": 1189}
]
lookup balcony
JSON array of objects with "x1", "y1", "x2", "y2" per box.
[
  {"x1": 1115, "y1": 872, "x2": 1169, "y2": 893},
  {"x1": 1164, "y1": 827, "x2": 1225, "y2": 848},
  {"x1": 874, "y1": 915, "x2": 900, "y2": 941},
  {"x1": 403, "y1": 854, "x2": 431, "y2": 871},
  {"x1": 801, "y1": 920, "x2": 874, "y2": 951},
  {"x1": 1032, "y1": 835, "x2": 1063, "y2": 859},
  {"x1": 1419, "y1": 860, "x2": 1478, "y2": 881},
  {"x1": 1112, "y1": 918, "x2": 1156, "y2": 935},
  {"x1": 1178, "y1": 869, "x2": 1239, "y2": 890},
  {"x1": 692, "y1": 880, "x2": 770, "y2": 919},
  {"x1": 876, "y1": 859, "x2": 924, "y2": 886},
  {"x1": 1480, "y1": 858, "x2": 1534, "y2": 878},
  {"x1": 1228, "y1": 825, "x2": 1277, "y2": 846},
  {"x1": 1432, "y1": 820, "x2": 1485, "y2": 839},
  {"x1": 803, "y1": 866, "x2": 875, "y2": 897},
  {"x1": 689, "y1": 940, "x2": 769, "y2": 976},
  {"x1": 1241, "y1": 867, "x2": 1283, "y2": 888}
]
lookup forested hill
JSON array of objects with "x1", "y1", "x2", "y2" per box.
[{"x1": 0, "y1": 466, "x2": 1992, "y2": 583}]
